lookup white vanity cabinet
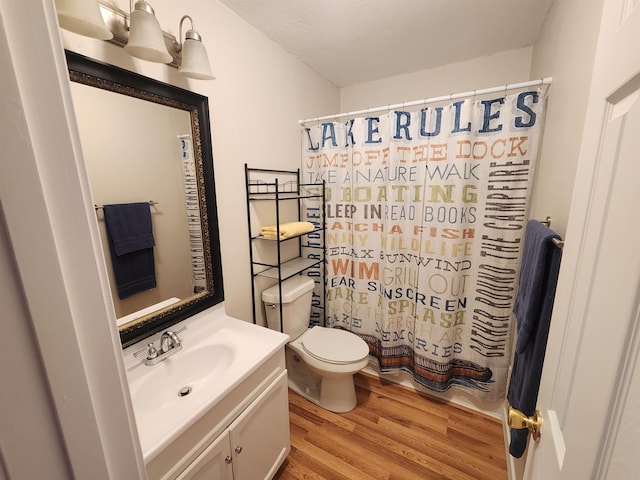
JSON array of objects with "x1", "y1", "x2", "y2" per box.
[
  {"x1": 146, "y1": 350, "x2": 290, "y2": 480},
  {"x1": 175, "y1": 430, "x2": 232, "y2": 480},
  {"x1": 227, "y1": 370, "x2": 289, "y2": 480},
  {"x1": 176, "y1": 372, "x2": 289, "y2": 480}
]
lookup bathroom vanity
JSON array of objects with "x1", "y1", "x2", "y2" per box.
[{"x1": 123, "y1": 305, "x2": 290, "y2": 480}]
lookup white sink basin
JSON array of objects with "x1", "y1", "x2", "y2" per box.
[
  {"x1": 133, "y1": 344, "x2": 235, "y2": 411},
  {"x1": 123, "y1": 304, "x2": 289, "y2": 462}
]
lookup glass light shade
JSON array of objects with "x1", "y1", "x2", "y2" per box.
[
  {"x1": 55, "y1": 0, "x2": 113, "y2": 40},
  {"x1": 124, "y1": 1, "x2": 172, "y2": 64},
  {"x1": 179, "y1": 37, "x2": 215, "y2": 80}
]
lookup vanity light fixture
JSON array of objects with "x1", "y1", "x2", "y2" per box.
[
  {"x1": 55, "y1": 1, "x2": 215, "y2": 80},
  {"x1": 54, "y1": 0, "x2": 113, "y2": 40},
  {"x1": 177, "y1": 16, "x2": 215, "y2": 80},
  {"x1": 124, "y1": 0, "x2": 172, "y2": 64}
]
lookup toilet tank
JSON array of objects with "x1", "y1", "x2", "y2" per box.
[{"x1": 262, "y1": 276, "x2": 315, "y2": 340}]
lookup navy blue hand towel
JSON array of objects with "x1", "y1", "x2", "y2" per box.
[
  {"x1": 103, "y1": 203, "x2": 156, "y2": 299},
  {"x1": 507, "y1": 220, "x2": 562, "y2": 458}
]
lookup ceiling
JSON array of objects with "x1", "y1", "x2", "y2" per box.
[{"x1": 219, "y1": 0, "x2": 554, "y2": 87}]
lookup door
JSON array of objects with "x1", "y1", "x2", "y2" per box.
[
  {"x1": 230, "y1": 371, "x2": 290, "y2": 480},
  {"x1": 524, "y1": 1, "x2": 640, "y2": 478},
  {"x1": 175, "y1": 431, "x2": 232, "y2": 480}
]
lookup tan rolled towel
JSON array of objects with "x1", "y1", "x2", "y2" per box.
[{"x1": 259, "y1": 221, "x2": 315, "y2": 239}]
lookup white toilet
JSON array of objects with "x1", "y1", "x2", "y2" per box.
[{"x1": 262, "y1": 276, "x2": 370, "y2": 413}]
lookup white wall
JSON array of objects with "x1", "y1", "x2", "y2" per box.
[
  {"x1": 511, "y1": 1, "x2": 604, "y2": 477},
  {"x1": 340, "y1": 47, "x2": 533, "y2": 112},
  {"x1": 61, "y1": 0, "x2": 340, "y2": 323},
  {"x1": 527, "y1": 0, "x2": 604, "y2": 238},
  {"x1": 337, "y1": 20, "x2": 602, "y2": 241},
  {"x1": 0, "y1": 207, "x2": 73, "y2": 479}
]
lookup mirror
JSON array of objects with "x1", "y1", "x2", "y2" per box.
[{"x1": 65, "y1": 50, "x2": 224, "y2": 348}]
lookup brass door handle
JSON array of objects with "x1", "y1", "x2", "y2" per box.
[{"x1": 508, "y1": 406, "x2": 542, "y2": 442}]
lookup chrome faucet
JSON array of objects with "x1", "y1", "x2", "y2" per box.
[
  {"x1": 160, "y1": 330, "x2": 182, "y2": 353},
  {"x1": 134, "y1": 327, "x2": 185, "y2": 366}
]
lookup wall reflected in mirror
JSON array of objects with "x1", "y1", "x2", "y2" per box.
[{"x1": 71, "y1": 82, "x2": 195, "y2": 320}]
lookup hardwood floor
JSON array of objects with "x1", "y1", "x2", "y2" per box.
[{"x1": 274, "y1": 373, "x2": 508, "y2": 480}]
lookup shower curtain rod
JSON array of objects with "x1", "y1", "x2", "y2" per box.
[{"x1": 299, "y1": 77, "x2": 552, "y2": 125}]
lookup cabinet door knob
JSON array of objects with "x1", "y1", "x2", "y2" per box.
[
  {"x1": 234, "y1": 445, "x2": 243, "y2": 454},
  {"x1": 224, "y1": 455, "x2": 232, "y2": 464}
]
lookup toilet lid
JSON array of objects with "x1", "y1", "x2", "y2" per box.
[{"x1": 301, "y1": 327, "x2": 369, "y2": 365}]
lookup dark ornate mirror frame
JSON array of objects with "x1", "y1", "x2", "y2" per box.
[{"x1": 65, "y1": 50, "x2": 224, "y2": 348}]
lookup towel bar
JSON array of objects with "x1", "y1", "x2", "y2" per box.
[
  {"x1": 538, "y1": 217, "x2": 564, "y2": 248},
  {"x1": 94, "y1": 200, "x2": 158, "y2": 210}
]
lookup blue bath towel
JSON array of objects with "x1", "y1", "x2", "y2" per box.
[
  {"x1": 507, "y1": 220, "x2": 562, "y2": 458},
  {"x1": 103, "y1": 203, "x2": 156, "y2": 299}
]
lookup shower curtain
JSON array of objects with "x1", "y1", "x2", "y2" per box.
[
  {"x1": 179, "y1": 134, "x2": 207, "y2": 294},
  {"x1": 301, "y1": 90, "x2": 546, "y2": 399}
]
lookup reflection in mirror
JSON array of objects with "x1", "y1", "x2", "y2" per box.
[
  {"x1": 66, "y1": 50, "x2": 224, "y2": 347},
  {"x1": 72, "y1": 82, "x2": 196, "y2": 318}
]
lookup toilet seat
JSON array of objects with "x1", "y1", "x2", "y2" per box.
[{"x1": 301, "y1": 327, "x2": 369, "y2": 365}]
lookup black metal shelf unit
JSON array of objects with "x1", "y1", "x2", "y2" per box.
[{"x1": 244, "y1": 164, "x2": 326, "y2": 329}]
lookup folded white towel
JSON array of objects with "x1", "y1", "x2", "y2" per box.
[{"x1": 259, "y1": 221, "x2": 315, "y2": 239}]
